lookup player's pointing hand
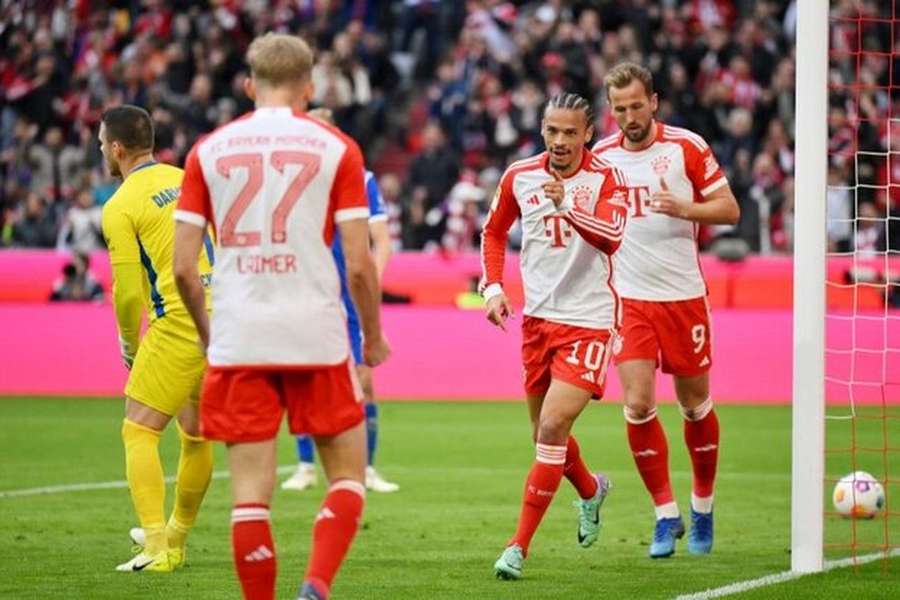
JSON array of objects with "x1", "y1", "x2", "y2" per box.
[
  {"x1": 542, "y1": 169, "x2": 566, "y2": 208},
  {"x1": 486, "y1": 293, "x2": 514, "y2": 332}
]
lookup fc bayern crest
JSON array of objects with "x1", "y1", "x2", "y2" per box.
[
  {"x1": 572, "y1": 184, "x2": 593, "y2": 208},
  {"x1": 651, "y1": 155, "x2": 671, "y2": 176}
]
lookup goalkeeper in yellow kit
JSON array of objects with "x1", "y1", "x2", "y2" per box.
[{"x1": 99, "y1": 105, "x2": 214, "y2": 572}]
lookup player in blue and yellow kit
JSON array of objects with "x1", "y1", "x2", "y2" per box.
[
  {"x1": 99, "y1": 105, "x2": 214, "y2": 572},
  {"x1": 281, "y1": 108, "x2": 398, "y2": 493}
]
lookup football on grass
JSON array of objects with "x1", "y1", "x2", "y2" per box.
[{"x1": 833, "y1": 471, "x2": 885, "y2": 519}]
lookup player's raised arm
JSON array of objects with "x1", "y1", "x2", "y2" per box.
[
  {"x1": 173, "y1": 145, "x2": 212, "y2": 349},
  {"x1": 479, "y1": 171, "x2": 519, "y2": 330},
  {"x1": 558, "y1": 165, "x2": 628, "y2": 255}
]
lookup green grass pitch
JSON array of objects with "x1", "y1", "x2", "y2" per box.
[{"x1": 0, "y1": 398, "x2": 897, "y2": 599}]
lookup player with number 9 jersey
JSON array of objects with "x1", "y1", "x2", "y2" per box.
[{"x1": 593, "y1": 62, "x2": 740, "y2": 560}]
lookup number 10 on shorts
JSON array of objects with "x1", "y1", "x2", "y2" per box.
[{"x1": 566, "y1": 340, "x2": 606, "y2": 370}]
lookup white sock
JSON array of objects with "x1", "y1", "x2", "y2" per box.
[
  {"x1": 654, "y1": 501, "x2": 680, "y2": 520},
  {"x1": 691, "y1": 493, "x2": 713, "y2": 514}
]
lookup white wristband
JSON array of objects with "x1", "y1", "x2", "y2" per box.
[{"x1": 482, "y1": 283, "x2": 504, "y2": 301}]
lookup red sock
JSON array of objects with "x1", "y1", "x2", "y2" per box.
[
  {"x1": 626, "y1": 411, "x2": 674, "y2": 506},
  {"x1": 564, "y1": 436, "x2": 598, "y2": 500},
  {"x1": 509, "y1": 443, "x2": 566, "y2": 555},
  {"x1": 231, "y1": 504, "x2": 277, "y2": 600},
  {"x1": 683, "y1": 402, "x2": 720, "y2": 501},
  {"x1": 303, "y1": 479, "x2": 366, "y2": 598}
]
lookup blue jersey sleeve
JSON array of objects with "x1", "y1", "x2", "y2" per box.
[{"x1": 365, "y1": 170, "x2": 386, "y2": 220}]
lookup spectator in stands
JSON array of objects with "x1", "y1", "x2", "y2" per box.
[
  {"x1": 442, "y1": 174, "x2": 486, "y2": 253},
  {"x1": 401, "y1": 187, "x2": 443, "y2": 251},
  {"x1": 0, "y1": 0, "x2": 892, "y2": 257},
  {"x1": 26, "y1": 126, "x2": 84, "y2": 203},
  {"x1": 312, "y1": 51, "x2": 355, "y2": 118},
  {"x1": 728, "y1": 149, "x2": 757, "y2": 247},
  {"x1": 827, "y1": 164, "x2": 853, "y2": 253},
  {"x1": 162, "y1": 74, "x2": 218, "y2": 141},
  {"x1": 406, "y1": 121, "x2": 459, "y2": 211},
  {"x1": 9, "y1": 192, "x2": 58, "y2": 248},
  {"x1": 717, "y1": 107, "x2": 757, "y2": 169},
  {"x1": 748, "y1": 153, "x2": 786, "y2": 254},
  {"x1": 428, "y1": 60, "x2": 468, "y2": 147},
  {"x1": 768, "y1": 58, "x2": 795, "y2": 134},
  {"x1": 56, "y1": 187, "x2": 103, "y2": 255},
  {"x1": 398, "y1": 0, "x2": 448, "y2": 80},
  {"x1": 508, "y1": 80, "x2": 546, "y2": 156},
  {"x1": 854, "y1": 203, "x2": 885, "y2": 256},
  {"x1": 378, "y1": 173, "x2": 404, "y2": 252},
  {"x1": 49, "y1": 253, "x2": 104, "y2": 302}
]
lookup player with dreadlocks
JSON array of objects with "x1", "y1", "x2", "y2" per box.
[{"x1": 480, "y1": 92, "x2": 629, "y2": 580}]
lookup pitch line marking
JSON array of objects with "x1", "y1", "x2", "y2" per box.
[
  {"x1": 0, "y1": 467, "x2": 787, "y2": 498},
  {"x1": 0, "y1": 465, "x2": 297, "y2": 498},
  {"x1": 674, "y1": 548, "x2": 900, "y2": 600}
]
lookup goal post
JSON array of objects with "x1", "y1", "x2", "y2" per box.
[{"x1": 792, "y1": 0, "x2": 829, "y2": 574}]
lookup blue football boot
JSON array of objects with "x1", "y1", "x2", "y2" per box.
[
  {"x1": 687, "y1": 509, "x2": 714, "y2": 554},
  {"x1": 649, "y1": 516, "x2": 685, "y2": 558}
]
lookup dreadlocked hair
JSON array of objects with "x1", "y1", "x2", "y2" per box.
[{"x1": 543, "y1": 93, "x2": 595, "y2": 126}]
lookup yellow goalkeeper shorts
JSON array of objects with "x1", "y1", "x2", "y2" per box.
[{"x1": 125, "y1": 316, "x2": 206, "y2": 416}]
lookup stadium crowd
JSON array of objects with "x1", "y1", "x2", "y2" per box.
[{"x1": 0, "y1": 0, "x2": 896, "y2": 258}]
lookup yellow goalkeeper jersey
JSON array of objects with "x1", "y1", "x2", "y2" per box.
[{"x1": 102, "y1": 161, "x2": 213, "y2": 345}]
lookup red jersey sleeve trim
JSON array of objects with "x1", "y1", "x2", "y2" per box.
[
  {"x1": 177, "y1": 142, "x2": 213, "y2": 226},
  {"x1": 329, "y1": 138, "x2": 367, "y2": 213}
]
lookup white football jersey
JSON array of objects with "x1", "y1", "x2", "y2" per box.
[
  {"x1": 481, "y1": 151, "x2": 628, "y2": 330},
  {"x1": 176, "y1": 107, "x2": 369, "y2": 367},
  {"x1": 592, "y1": 123, "x2": 727, "y2": 301}
]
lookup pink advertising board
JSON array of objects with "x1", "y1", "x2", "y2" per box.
[{"x1": 2, "y1": 303, "x2": 897, "y2": 404}]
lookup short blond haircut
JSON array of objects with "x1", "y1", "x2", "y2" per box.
[
  {"x1": 246, "y1": 33, "x2": 313, "y2": 87},
  {"x1": 604, "y1": 62, "x2": 654, "y2": 99}
]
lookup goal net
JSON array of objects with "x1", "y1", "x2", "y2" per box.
[{"x1": 795, "y1": 0, "x2": 900, "y2": 573}]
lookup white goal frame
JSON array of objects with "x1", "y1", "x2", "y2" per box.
[{"x1": 792, "y1": 0, "x2": 829, "y2": 574}]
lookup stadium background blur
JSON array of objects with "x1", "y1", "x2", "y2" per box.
[{"x1": 5, "y1": 0, "x2": 874, "y2": 263}]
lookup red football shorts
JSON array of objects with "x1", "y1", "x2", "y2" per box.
[
  {"x1": 200, "y1": 360, "x2": 364, "y2": 443},
  {"x1": 522, "y1": 316, "x2": 616, "y2": 399},
  {"x1": 614, "y1": 297, "x2": 712, "y2": 376}
]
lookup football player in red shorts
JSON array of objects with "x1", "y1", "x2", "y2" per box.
[
  {"x1": 173, "y1": 34, "x2": 389, "y2": 600},
  {"x1": 481, "y1": 92, "x2": 628, "y2": 580},
  {"x1": 593, "y1": 62, "x2": 740, "y2": 558}
]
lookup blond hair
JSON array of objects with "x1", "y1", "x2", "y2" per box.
[
  {"x1": 604, "y1": 62, "x2": 654, "y2": 99},
  {"x1": 246, "y1": 33, "x2": 313, "y2": 87}
]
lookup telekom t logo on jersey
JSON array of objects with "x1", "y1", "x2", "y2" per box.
[
  {"x1": 543, "y1": 215, "x2": 573, "y2": 248},
  {"x1": 626, "y1": 186, "x2": 652, "y2": 218}
]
